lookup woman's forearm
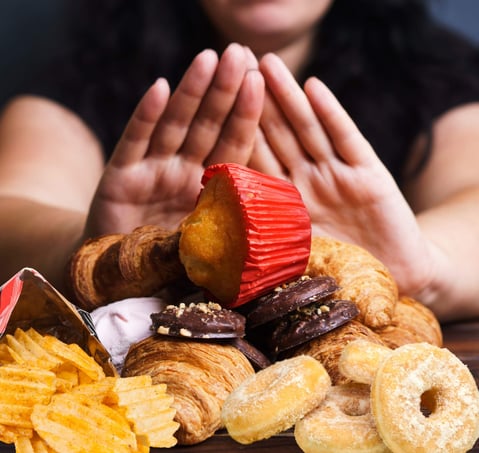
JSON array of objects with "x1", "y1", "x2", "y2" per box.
[
  {"x1": 413, "y1": 186, "x2": 479, "y2": 321},
  {"x1": 0, "y1": 196, "x2": 87, "y2": 292}
]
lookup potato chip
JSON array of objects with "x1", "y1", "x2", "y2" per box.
[
  {"x1": 0, "y1": 404, "x2": 36, "y2": 429},
  {"x1": 4, "y1": 334, "x2": 38, "y2": 364},
  {"x1": 0, "y1": 365, "x2": 56, "y2": 409},
  {"x1": 23, "y1": 327, "x2": 46, "y2": 344},
  {"x1": 70, "y1": 377, "x2": 117, "y2": 401},
  {"x1": 0, "y1": 343, "x2": 14, "y2": 365},
  {"x1": 53, "y1": 362, "x2": 79, "y2": 393},
  {"x1": 109, "y1": 376, "x2": 179, "y2": 448},
  {"x1": 3, "y1": 344, "x2": 27, "y2": 366},
  {"x1": 14, "y1": 432, "x2": 57, "y2": 453},
  {"x1": 13, "y1": 328, "x2": 62, "y2": 370},
  {"x1": 32, "y1": 393, "x2": 138, "y2": 453},
  {"x1": 40, "y1": 335, "x2": 105, "y2": 382},
  {"x1": 104, "y1": 375, "x2": 152, "y2": 404},
  {"x1": 0, "y1": 364, "x2": 56, "y2": 439},
  {"x1": 1, "y1": 328, "x2": 178, "y2": 451},
  {"x1": 0, "y1": 424, "x2": 33, "y2": 445},
  {"x1": 14, "y1": 435, "x2": 35, "y2": 453}
]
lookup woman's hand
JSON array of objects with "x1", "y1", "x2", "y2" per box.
[
  {"x1": 85, "y1": 43, "x2": 265, "y2": 236},
  {"x1": 252, "y1": 53, "x2": 441, "y2": 299}
]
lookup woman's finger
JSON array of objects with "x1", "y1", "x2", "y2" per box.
[
  {"x1": 204, "y1": 68, "x2": 265, "y2": 166},
  {"x1": 249, "y1": 127, "x2": 288, "y2": 179},
  {"x1": 259, "y1": 53, "x2": 335, "y2": 161},
  {"x1": 147, "y1": 48, "x2": 219, "y2": 157},
  {"x1": 304, "y1": 77, "x2": 376, "y2": 165},
  {"x1": 180, "y1": 43, "x2": 251, "y2": 161},
  {"x1": 258, "y1": 86, "x2": 306, "y2": 172},
  {"x1": 110, "y1": 77, "x2": 170, "y2": 166}
]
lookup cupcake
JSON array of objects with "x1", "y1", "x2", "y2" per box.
[{"x1": 179, "y1": 163, "x2": 311, "y2": 308}]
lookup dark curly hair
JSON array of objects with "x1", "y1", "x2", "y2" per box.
[{"x1": 35, "y1": 0, "x2": 479, "y2": 182}]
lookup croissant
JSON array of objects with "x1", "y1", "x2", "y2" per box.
[
  {"x1": 66, "y1": 225, "x2": 186, "y2": 310},
  {"x1": 66, "y1": 232, "x2": 130, "y2": 310},
  {"x1": 290, "y1": 320, "x2": 387, "y2": 385},
  {"x1": 118, "y1": 225, "x2": 183, "y2": 282},
  {"x1": 373, "y1": 296, "x2": 443, "y2": 348},
  {"x1": 122, "y1": 335, "x2": 255, "y2": 445},
  {"x1": 306, "y1": 236, "x2": 398, "y2": 328}
]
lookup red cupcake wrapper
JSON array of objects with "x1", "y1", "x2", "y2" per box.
[{"x1": 202, "y1": 163, "x2": 311, "y2": 308}]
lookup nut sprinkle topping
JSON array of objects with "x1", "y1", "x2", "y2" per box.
[{"x1": 151, "y1": 301, "x2": 246, "y2": 339}]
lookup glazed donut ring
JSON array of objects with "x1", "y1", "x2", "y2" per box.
[
  {"x1": 221, "y1": 355, "x2": 331, "y2": 444},
  {"x1": 338, "y1": 339, "x2": 392, "y2": 385},
  {"x1": 371, "y1": 342, "x2": 479, "y2": 453},
  {"x1": 295, "y1": 383, "x2": 389, "y2": 453}
]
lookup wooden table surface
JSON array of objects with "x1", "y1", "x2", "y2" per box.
[{"x1": 1, "y1": 319, "x2": 478, "y2": 452}]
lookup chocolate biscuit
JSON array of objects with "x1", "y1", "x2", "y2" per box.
[
  {"x1": 268, "y1": 299, "x2": 359, "y2": 353},
  {"x1": 229, "y1": 337, "x2": 272, "y2": 370},
  {"x1": 151, "y1": 301, "x2": 246, "y2": 339},
  {"x1": 246, "y1": 275, "x2": 340, "y2": 328}
]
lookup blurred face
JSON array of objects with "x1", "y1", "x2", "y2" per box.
[{"x1": 199, "y1": 0, "x2": 334, "y2": 54}]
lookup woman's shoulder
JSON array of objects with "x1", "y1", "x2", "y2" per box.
[
  {"x1": 0, "y1": 95, "x2": 103, "y2": 168},
  {"x1": 1, "y1": 95, "x2": 99, "y2": 143}
]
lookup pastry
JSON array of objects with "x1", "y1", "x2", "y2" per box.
[
  {"x1": 118, "y1": 225, "x2": 185, "y2": 286},
  {"x1": 221, "y1": 355, "x2": 330, "y2": 444},
  {"x1": 122, "y1": 335, "x2": 254, "y2": 445},
  {"x1": 246, "y1": 275, "x2": 340, "y2": 328},
  {"x1": 66, "y1": 225, "x2": 186, "y2": 310},
  {"x1": 295, "y1": 383, "x2": 389, "y2": 453},
  {"x1": 374, "y1": 296, "x2": 443, "y2": 348},
  {"x1": 291, "y1": 320, "x2": 387, "y2": 385},
  {"x1": 179, "y1": 163, "x2": 311, "y2": 308},
  {"x1": 151, "y1": 301, "x2": 246, "y2": 339},
  {"x1": 306, "y1": 236, "x2": 398, "y2": 328},
  {"x1": 371, "y1": 342, "x2": 479, "y2": 453},
  {"x1": 228, "y1": 337, "x2": 272, "y2": 370},
  {"x1": 338, "y1": 339, "x2": 392, "y2": 385},
  {"x1": 267, "y1": 298, "x2": 359, "y2": 354}
]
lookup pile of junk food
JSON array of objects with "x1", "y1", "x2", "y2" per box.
[{"x1": 0, "y1": 163, "x2": 478, "y2": 453}]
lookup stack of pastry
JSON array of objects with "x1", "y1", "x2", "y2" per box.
[
  {"x1": 65, "y1": 162, "x2": 444, "y2": 445},
  {"x1": 283, "y1": 236, "x2": 443, "y2": 384},
  {"x1": 66, "y1": 226, "x2": 187, "y2": 310},
  {"x1": 122, "y1": 334, "x2": 254, "y2": 445}
]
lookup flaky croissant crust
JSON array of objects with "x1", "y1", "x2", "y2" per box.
[
  {"x1": 65, "y1": 225, "x2": 186, "y2": 310},
  {"x1": 122, "y1": 336, "x2": 254, "y2": 445},
  {"x1": 306, "y1": 236, "x2": 398, "y2": 329}
]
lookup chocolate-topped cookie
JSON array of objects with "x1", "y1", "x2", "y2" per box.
[
  {"x1": 246, "y1": 275, "x2": 340, "y2": 328},
  {"x1": 229, "y1": 337, "x2": 272, "y2": 370},
  {"x1": 268, "y1": 299, "x2": 359, "y2": 354},
  {"x1": 151, "y1": 302, "x2": 246, "y2": 339}
]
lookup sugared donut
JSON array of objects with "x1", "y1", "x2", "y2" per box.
[
  {"x1": 295, "y1": 383, "x2": 389, "y2": 453},
  {"x1": 338, "y1": 339, "x2": 392, "y2": 385},
  {"x1": 371, "y1": 342, "x2": 479, "y2": 453},
  {"x1": 221, "y1": 355, "x2": 331, "y2": 444}
]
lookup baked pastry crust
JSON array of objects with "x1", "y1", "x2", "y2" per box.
[
  {"x1": 291, "y1": 320, "x2": 387, "y2": 385},
  {"x1": 122, "y1": 335, "x2": 254, "y2": 445},
  {"x1": 306, "y1": 236, "x2": 398, "y2": 328},
  {"x1": 374, "y1": 296, "x2": 443, "y2": 348},
  {"x1": 66, "y1": 225, "x2": 185, "y2": 310}
]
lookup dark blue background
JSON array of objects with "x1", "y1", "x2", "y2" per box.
[{"x1": 0, "y1": 0, "x2": 478, "y2": 108}]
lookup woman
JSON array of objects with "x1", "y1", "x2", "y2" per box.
[{"x1": 1, "y1": 0, "x2": 479, "y2": 320}]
